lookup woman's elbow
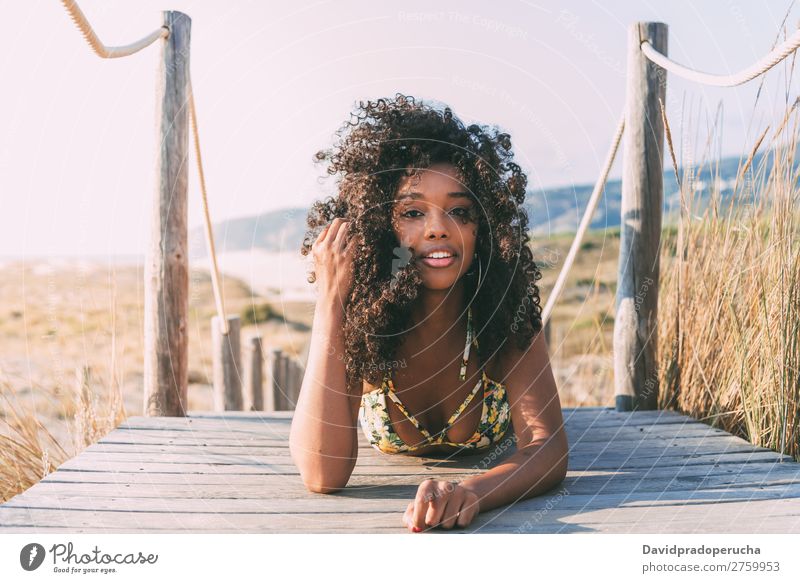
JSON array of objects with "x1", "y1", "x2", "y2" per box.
[
  {"x1": 301, "y1": 474, "x2": 349, "y2": 494},
  {"x1": 290, "y1": 447, "x2": 352, "y2": 494},
  {"x1": 552, "y1": 448, "x2": 569, "y2": 484},
  {"x1": 304, "y1": 482, "x2": 346, "y2": 494}
]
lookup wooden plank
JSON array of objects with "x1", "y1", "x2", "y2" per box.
[
  {"x1": 34, "y1": 459, "x2": 800, "y2": 485},
  {"x1": 113, "y1": 418, "x2": 724, "y2": 436},
  {"x1": 2, "y1": 515, "x2": 799, "y2": 534},
  {"x1": 68, "y1": 440, "x2": 778, "y2": 467},
  {"x1": 99, "y1": 425, "x2": 730, "y2": 447},
  {"x1": 48, "y1": 450, "x2": 790, "y2": 476},
  {"x1": 6, "y1": 483, "x2": 800, "y2": 516},
  {"x1": 119, "y1": 409, "x2": 694, "y2": 430},
  {"x1": 1, "y1": 493, "x2": 799, "y2": 533},
  {"x1": 83, "y1": 432, "x2": 753, "y2": 457},
  {"x1": 25, "y1": 466, "x2": 779, "y2": 488},
  {"x1": 14, "y1": 467, "x2": 800, "y2": 500}
]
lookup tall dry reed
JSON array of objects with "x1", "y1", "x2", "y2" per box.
[
  {"x1": 0, "y1": 368, "x2": 127, "y2": 503},
  {"x1": 658, "y1": 95, "x2": 800, "y2": 460}
]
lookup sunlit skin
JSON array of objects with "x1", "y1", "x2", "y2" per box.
[{"x1": 370, "y1": 163, "x2": 567, "y2": 533}]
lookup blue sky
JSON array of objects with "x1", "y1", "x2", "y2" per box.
[{"x1": 1, "y1": 0, "x2": 798, "y2": 256}]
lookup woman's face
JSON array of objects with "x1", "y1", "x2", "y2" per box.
[{"x1": 391, "y1": 162, "x2": 478, "y2": 291}]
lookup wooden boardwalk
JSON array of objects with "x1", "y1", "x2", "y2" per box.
[{"x1": 1, "y1": 407, "x2": 799, "y2": 533}]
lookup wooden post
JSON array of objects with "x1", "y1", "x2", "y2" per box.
[
  {"x1": 277, "y1": 352, "x2": 289, "y2": 410},
  {"x1": 243, "y1": 335, "x2": 264, "y2": 411},
  {"x1": 212, "y1": 315, "x2": 243, "y2": 411},
  {"x1": 143, "y1": 11, "x2": 192, "y2": 417},
  {"x1": 287, "y1": 358, "x2": 302, "y2": 410},
  {"x1": 264, "y1": 348, "x2": 281, "y2": 412},
  {"x1": 614, "y1": 22, "x2": 667, "y2": 412}
]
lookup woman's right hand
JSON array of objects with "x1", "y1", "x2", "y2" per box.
[{"x1": 311, "y1": 218, "x2": 356, "y2": 311}]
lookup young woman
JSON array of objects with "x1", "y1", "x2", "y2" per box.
[{"x1": 289, "y1": 94, "x2": 568, "y2": 532}]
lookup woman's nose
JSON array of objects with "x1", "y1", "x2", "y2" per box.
[{"x1": 425, "y1": 208, "x2": 450, "y2": 239}]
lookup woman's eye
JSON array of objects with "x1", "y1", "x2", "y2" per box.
[{"x1": 400, "y1": 208, "x2": 471, "y2": 218}]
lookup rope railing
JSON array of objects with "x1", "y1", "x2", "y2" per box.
[
  {"x1": 60, "y1": 0, "x2": 230, "y2": 335},
  {"x1": 61, "y1": 0, "x2": 168, "y2": 58},
  {"x1": 640, "y1": 28, "x2": 800, "y2": 87},
  {"x1": 543, "y1": 26, "x2": 800, "y2": 331},
  {"x1": 541, "y1": 113, "x2": 625, "y2": 326}
]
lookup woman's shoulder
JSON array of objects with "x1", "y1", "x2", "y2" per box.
[{"x1": 487, "y1": 331, "x2": 538, "y2": 385}]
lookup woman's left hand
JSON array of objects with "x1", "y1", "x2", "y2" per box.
[{"x1": 401, "y1": 479, "x2": 481, "y2": 532}]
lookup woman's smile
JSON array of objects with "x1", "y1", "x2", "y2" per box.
[
  {"x1": 420, "y1": 255, "x2": 457, "y2": 268},
  {"x1": 419, "y1": 245, "x2": 459, "y2": 269}
]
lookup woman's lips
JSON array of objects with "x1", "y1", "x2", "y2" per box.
[{"x1": 420, "y1": 255, "x2": 457, "y2": 268}]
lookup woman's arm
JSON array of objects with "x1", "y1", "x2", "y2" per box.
[
  {"x1": 289, "y1": 299, "x2": 362, "y2": 493},
  {"x1": 458, "y1": 330, "x2": 568, "y2": 512},
  {"x1": 404, "y1": 330, "x2": 569, "y2": 530},
  {"x1": 289, "y1": 218, "x2": 361, "y2": 494}
]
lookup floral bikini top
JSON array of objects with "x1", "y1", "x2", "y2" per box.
[{"x1": 358, "y1": 307, "x2": 512, "y2": 454}]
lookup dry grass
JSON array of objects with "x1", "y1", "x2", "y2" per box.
[
  {"x1": 655, "y1": 77, "x2": 800, "y2": 460},
  {"x1": 0, "y1": 388, "x2": 69, "y2": 503},
  {"x1": 0, "y1": 259, "x2": 314, "y2": 502},
  {"x1": 532, "y1": 229, "x2": 619, "y2": 407},
  {"x1": 0, "y1": 369, "x2": 126, "y2": 503}
]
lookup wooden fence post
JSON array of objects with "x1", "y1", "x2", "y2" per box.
[
  {"x1": 287, "y1": 358, "x2": 301, "y2": 410},
  {"x1": 243, "y1": 335, "x2": 264, "y2": 411},
  {"x1": 264, "y1": 348, "x2": 280, "y2": 412},
  {"x1": 614, "y1": 21, "x2": 667, "y2": 411},
  {"x1": 278, "y1": 352, "x2": 290, "y2": 410},
  {"x1": 212, "y1": 315, "x2": 243, "y2": 411},
  {"x1": 143, "y1": 11, "x2": 192, "y2": 417}
]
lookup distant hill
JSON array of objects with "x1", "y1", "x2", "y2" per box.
[{"x1": 190, "y1": 152, "x2": 772, "y2": 259}]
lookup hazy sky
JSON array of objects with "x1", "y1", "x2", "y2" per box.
[{"x1": 1, "y1": 0, "x2": 798, "y2": 256}]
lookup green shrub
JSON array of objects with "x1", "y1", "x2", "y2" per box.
[{"x1": 241, "y1": 302, "x2": 279, "y2": 325}]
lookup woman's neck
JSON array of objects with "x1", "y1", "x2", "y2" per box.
[{"x1": 406, "y1": 278, "x2": 468, "y2": 342}]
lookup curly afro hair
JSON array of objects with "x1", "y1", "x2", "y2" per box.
[{"x1": 301, "y1": 94, "x2": 543, "y2": 394}]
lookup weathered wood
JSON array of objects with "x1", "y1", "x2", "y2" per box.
[
  {"x1": 88, "y1": 430, "x2": 743, "y2": 453},
  {"x1": 280, "y1": 353, "x2": 292, "y2": 410},
  {"x1": 31, "y1": 461, "x2": 799, "y2": 491},
  {"x1": 74, "y1": 439, "x2": 775, "y2": 463},
  {"x1": 2, "y1": 496, "x2": 799, "y2": 533},
  {"x1": 267, "y1": 349, "x2": 286, "y2": 410},
  {"x1": 3, "y1": 408, "x2": 799, "y2": 533},
  {"x1": 263, "y1": 349, "x2": 276, "y2": 412},
  {"x1": 287, "y1": 358, "x2": 301, "y2": 409},
  {"x1": 243, "y1": 335, "x2": 264, "y2": 411},
  {"x1": 51, "y1": 451, "x2": 788, "y2": 475},
  {"x1": 143, "y1": 11, "x2": 192, "y2": 417},
  {"x1": 7, "y1": 482, "x2": 800, "y2": 516},
  {"x1": 211, "y1": 315, "x2": 242, "y2": 411},
  {"x1": 24, "y1": 468, "x2": 800, "y2": 499},
  {"x1": 615, "y1": 21, "x2": 668, "y2": 412}
]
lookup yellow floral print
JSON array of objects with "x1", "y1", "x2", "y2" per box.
[{"x1": 359, "y1": 370, "x2": 512, "y2": 455}]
